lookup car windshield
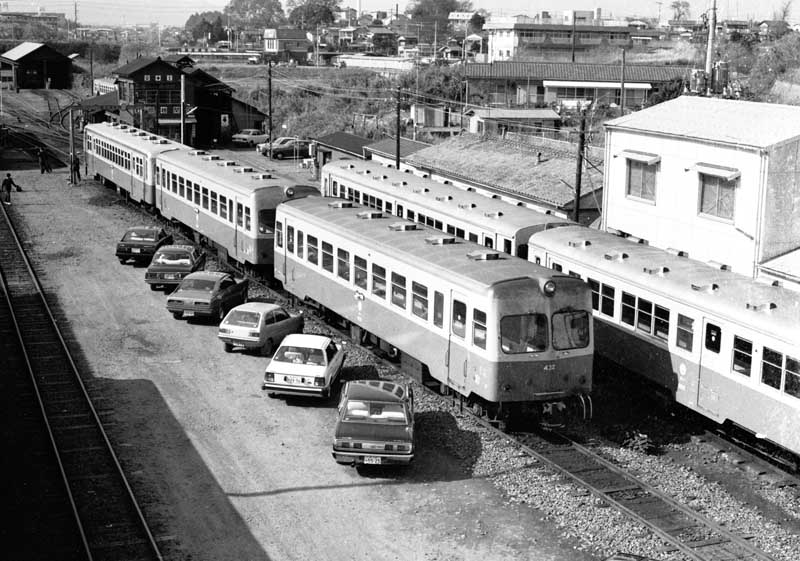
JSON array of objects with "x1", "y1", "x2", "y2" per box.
[
  {"x1": 343, "y1": 400, "x2": 407, "y2": 423},
  {"x1": 124, "y1": 229, "x2": 157, "y2": 242},
  {"x1": 153, "y1": 250, "x2": 191, "y2": 265},
  {"x1": 224, "y1": 310, "x2": 261, "y2": 327},
  {"x1": 178, "y1": 278, "x2": 215, "y2": 292},
  {"x1": 241, "y1": 129, "x2": 258, "y2": 135},
  {"x1": 273, "y1": 346, "x2": 326, "y2": 365}
]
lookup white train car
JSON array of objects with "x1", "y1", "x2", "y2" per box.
[
  {"x1": 320, "y1": 160, "x2": 574, "y2": 259},
  {"x1": 84, "y1": 122, "x2": 178, "y2": 206},
  {"x1": 275, "y1": 197, "x2": 594, "y2": 422},
  {"x1": 528, "y1": 226, "x2": 800, "y2": 456}
]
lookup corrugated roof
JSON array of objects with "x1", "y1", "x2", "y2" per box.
[
  {"x1": 1, "y1": 42, "x2": 44, "y2": 61},
  {"x1": 465, "y1": 61, "x2": 688, "y2": 83},
  {"x1": 605, "y1": 95, "x2": 800, "y2": 149},
  {"x1": 366, "y1": 137, "x2": 430, "y2": 158},
  {"x1": 113, "y1": 56, "x2": 161, "y2": 77},
  {"x1": 80, "y1": 90, "x2": 118, "y2": 108},
  {"x1": 315, "y1": 132, "x2": 372, "y2": 157},
  {"x1": 471, "y1": 108, "x2": 560, "y2": 120}
]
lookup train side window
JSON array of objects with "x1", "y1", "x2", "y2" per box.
[
  {"x1": 397, "y1": 204, "x2": 404, "y2": 217},
  {"x1": 377, "y1": 197, "x2": 384, "y2": 210},
  {"x1": 412, "y1": 282, "x2": 428, "y2": 320},
  {"x1": 446, "y1": 225, "x2": 455, "y2": 235},
  {"x1": 244, "y1": 207, "x2": 251, "y2": 231},
  {"x1": 468, "y1": 233, "x2": 478, "y2": 243},
  {"x1": 322, "y1": 242, "x2": 334, "y2": 273},
  {"x1": 654, "y1": 305, "x2": 670, "y2": 340},
  {"x1": 676, "y1": 314, "x2": 694, "y2": 351},
  {"x1": 385, "y1": 202, "x2": 392, "y2": 214},
  {"x1": 621, "y1": 292, "x2": 636, "y2": 326},
  {"x1": 456, "y1": 228, "x2": 465, "y2": 239},
  {"x1": 588, "y1": 278, "x2": 600, "y2": 310},
  {"x1": 551, "y1": 263, "x2": 562, "y2": 272},
  {"x1": 636, "y1": 298, "x2": 653, "y2": 334},
  {"x1": 177, "y1": 176, "x2": 183, "y2": 197},
  {"x1": 258, "y1": 208, "x2": 274, "y2": 233},
  {"x1": 407, "y1": 210, "x2": 415, "y2": 221},
  {"x1": 194, "y1": 184, "x2": 201, "y2": 206},
  {"x1": 202, "y1": 187, "x2": 209, "y2": 210},
  {"x1": 337, "y1": 248, "x2": 350, "y2": 281},
  {"x1": 331, "y1": 180, "x2": 337, "y2": 197},
  {"x1": 354, "y1": 256, "x2": 367, "y2": 289},
  {"x1": 297, "y1": 231, "x2": 304, "y2": 258},
  {"x1": 732, "y1": 336, "x2": 752, "y2": 376},
  {"x1": 704, "y1": 323, "x2": 721, "y2": 353},
  {"x1": 535, "y1": 257, "x2": 541, "y2": 265},
  {"x1": 569, "y1": 270, "x2": 581, "y2": 279},
  {"x1": 452, "y1": 300, "x2": 466, "y2": 338},
  {"x1": 353, "y1": 189, "x2": 361, "y2": 203},
  {"x1": 236, "y1": 203, "x2": 244, "y2": 227},
  {"x1": 210, "y1": 191, "x2": 218, "y2": 214},
  {"x1": 228, "y1": 200, "x2": 234, "y2": 223},
  {"x1": 287, "y1": 226, "x2": 294, "y2": 253},
  {"x1": 434, "y1": 219, "x2": 442, "y2": 230},
  {"x1": 504, "y1": 239, "x2": 512, "y2": 255},
  {"x1": 372, "y1": 264, "x2": 386, "y2": 298},
  {"x1": 391, "y1": 273, "x2": 406, "y2": 309},
  {"x1": 473, "y1": 309, "x2": 487, "y2": 349},
  {"x1": 785, "y1": 357, "x2": 800, "y2": 398},
  {"x1": 418, "y1": 213, "x2": 426, "y2": 224},
  {"x1": 307, "y1": 235, "x2": 318, "y2": 265},
  {"x1": 761, "y1": 347, "x2": 783, "y2": 390},
  {"x1": 433, "y1": 291, "x2": 444, "y2": 328},
  {"x1": 275, "y1": 221, "x2": 283, "y2": 248}
]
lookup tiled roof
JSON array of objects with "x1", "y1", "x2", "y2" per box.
[
  {"x1": 470, "y1": 108, "x2": 560, "y2": 120},
  {"x1": 605, "y1": 95, "x2": 800, "y2": 148},
  {"x1": 1, "y1": 42, "x2": 44, "y2": 61},
  {"x1": 80, "y1": 90, "x2": 119, "y2": 108},
  {"x1": 315, "y1": 132, "x2": 372, "y2": 157},
  {"x1": 465, "y1": 62, "x2": 689, "y2": 83},
  {"x1": 365, "y1": 137, "x2": 430, "y2": 158},
  {"x1": 113, "y1": 57, "x2": 160, "y2": 77}
]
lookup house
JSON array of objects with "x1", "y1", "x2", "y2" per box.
[
  {"x1": 314, "y1": 131, "x2": 373, "y2": 165},
  {"x1": 464, "y1": 61, "x2": 687, "y2": 110},
  {"x1": 0, "y1": 42, "x2": 72, "y2": 89},
  {"x1": 466, "y1": 108, "x2": 561, "y2": 137},
  {"x1": 602, "y1": 96, "x2": 800, "y2": 289},
  {"x1": 449, "y1": 11, "x2": 476, "y2": 33},
  {"x1": 263, "y1": 28, "x2": 309, "y2": 62}
]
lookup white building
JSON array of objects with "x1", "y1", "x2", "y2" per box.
[{"x1": 602, "y1": 95, "x2": 800, "y2": 289}]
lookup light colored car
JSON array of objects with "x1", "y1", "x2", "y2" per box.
[
  {"x1": 218, "y1": 302, "x2": 304, "y2": 355},
  {"x1": 232, "y1": 129, "x2": 268, "y2": 146},
  {"x1": 262, "y1": 333, "x2": 346, "y2": 398},
  {"x1": 256, "y1": 136, "x2": 299, "y2": 155}
]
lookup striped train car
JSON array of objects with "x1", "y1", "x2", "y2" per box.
[
  {"x1": 275, "y1": 197, "x2": 594, "y2": 422},
  {"x1": 528, "y1": 226, "x2": 800, "y2": 456},
  {"x1": 320, "y1": 159, "x2": 574, "y2": 259}
]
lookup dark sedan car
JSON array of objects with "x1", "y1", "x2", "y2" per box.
[
  {"x1": 144, "y1": 244, "x2": 205, "y2": 291},
  {"x1": 271, "y1": 139, "x2": 311, "y2": 160},
  {"x1": 116, "y1": 226, "x2": 172, "y2": 264},
  {"x1": 332, "y1": 380, "x2": 414, "y2": 467},
  {"x1": 166, "y1": 271, "x2": 249, "y2": 321}
]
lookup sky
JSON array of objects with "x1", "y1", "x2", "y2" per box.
[{"x1": 4, "y1": 0, "x2": 794, "y2": 28}]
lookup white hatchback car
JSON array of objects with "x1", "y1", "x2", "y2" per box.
[
  {"x1": 262, "y1": 334, "x2": 346, "y2": 398},
  {"x1": 218, "y1": 302, "x2": 304, "y2": 356},
  {"x1": 232, "y1": 129, "x2": 268, "y2": 146}
]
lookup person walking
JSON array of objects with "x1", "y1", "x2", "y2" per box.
[
  {"x1": 37, "y1": 148, "x2": 47, "y2": 174},
  {"x1": 70, "y1": 154, "x2": 81, "y2": 184},
  {"x1": 2, "y1": 173, "x2": 21, "y2": 205}
]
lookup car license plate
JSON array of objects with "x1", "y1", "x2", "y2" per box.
[
  {"x1": 184, "y1": 310, "x2": 194, "y2": 317},
  {"x1": 364, "y1": 456, "x2": 381, "y2": 465},
  {"x1": 132, "y1": 247, "x2": 141, "y2": 253},
  {"x1": 165, "y1": 274, "x2": 176, "y2": 280},
  {"x1": 285, "y1": 375, "x2": 301, "y2": 384}
]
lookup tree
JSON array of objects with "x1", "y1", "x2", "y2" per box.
[
  {"x1": 469, "y1": 12, "x2": 485, "y2": 33},
  {"x1": 286, "y1": 0, "x2": 340, "y2": 29},
  {"x1": 223, "y1": 0, "x2": 285, "y2": 28},
  {"x1": 185, "y1": 11, "x2": 224, "y2": 41},
  {"x1": 406, "y1": 0, "x2": 472, "y2": 43},
  {"x1": 670, "y1": 1, "x2": 690, "y2": 21}
]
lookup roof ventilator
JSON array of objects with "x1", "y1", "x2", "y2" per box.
[
  {"x1": 691, "y1": 282, "x2": 719, "y2": 293},
  {"x1": 484, "y1": 211, "x2": 503, "y2": 218},
  {"x1": 604, "y1": 251, "x2": 629, "y2": 261},
  {"x1": 202, "y1": 155, "x2": 221, "y2": 161},
  {"x1": 425, "y1": 236, "x2": 457, "y2": 245},
  {"x1": 233, "y1": 167, "x2": 255, "y2": 173},
  {"x1": 328, "y1": 201, "x2": 354, "y2": 209},
  {"x1": 156, "y1": 139, "x2": 169, "y2": 144},
  {"x1": 436, "y1": 195, "x2": 453, "y2": 202},
  {"x1": 666, "y1": 248, "x2": 688, "y2": 257},
  {"x1": 217, "y1": 161, "x2": 237, "y2": 167},
  {"x1": 643, "y1": 266, "x2": 670, "y2": 276},
  {"x1": 392, "y1": 181, "x2": 408, "y2": 187},
  {"x1": 357, "y1": 210, "x2": 383, "y2": 220},
  {"x1": 389, "y1": 222, "x2": 421, "y2": 231},
  {"x1": 568, "y1": 240, "x2": 591, "y2": 248},
  {"x1": 413, "y1": 187, "x2": 430, "y2": 193},
  {"x1": 467, "y1": 250, "x2": 501, "y2": 261},
  {"x1": 708, "y1": 260, "x2": 731, "y2": 271},
  {"x1": 251, "y1": 173, "x2": 273, "y2": 180},
  {"x1": 458, "y1": 203, "x2": 476, "y2": 209},
  {"x1": 746, "y1": 302, "x2": 776, "y2": 312},
  {"x1": 189, "y1": 150, "x2": 207, "y2": 156}
]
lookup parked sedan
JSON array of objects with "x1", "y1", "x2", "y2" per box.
[
  {"x1": 332, "y1": 380, "x2": 415, "y2": 466},
  {"x1": 232, "y1": 129, "x2": 268, "y2": 146},
  {"x1": 262, "y1": 334, "x2": 345, "y2": 398},
  {"x1": 270, "y1": 139, "x2": 311, "y2": 160},
  {"x1": 218, "y1": 302, "x2": 304, "y2": 355},
  {"x1": 145, "y1": 245, "x2": 205, "y2": 291},
  {"x1": 116, "y1": 226, "x2": 172, "y2": 264},
  {"x1": 256, "y1": 136, "x2": 298, "y2": 155},
  {"x1": 166, "y1": 271, "x2": 249, "y2": 321}
]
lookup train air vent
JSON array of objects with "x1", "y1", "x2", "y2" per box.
[
  {"x1": 421, "y1": 173, "x2": 429, "y2": 178},
  {"x1": 189, "y1": 150, "x2": 207, "y2": 156},
  {"x1": 436, "y1": 195, "x2": 453, "y2": 202},
  {"x1": 363, "y1": 169, "x2": 371, "y2": 174},
  {"x1": 156, "y1": 139, "x2": 169, "y2": 144},
  {"x1": 604, "y1": 251, "x2": 629, "y2": 261},
  {"x1": 346, "y1": 164, "x2": 356, "y2": 169},
  {"x1": 118, "y1": 124, "x2": 128, "y2": 129},
  {"x1": 517, "y1": 202, "x2": 525, "y2": 207},
  {"x1": 147, "y1": 135, "x2": 158, "y2": 140},
  {"x1": 110, "y1": 123, "x2": 120, "y2": 127},
  {"x1": 467, "y1": 250, "x2": 501, "y2": 261},
  {"x1": 467, "y1": 187, "x2": 476, "y2": 192},
  {"x1": 412, "y1": 187, "x2": 430, "y2": 193},
  {"x1": 691, "y1": 282, "x2": 719, "y2": 293},
  {"x1": 746, "y1": 302, "x2": 776, "y2": 312},
  {"x1": 233, "y1": 167, "x2": 255, "y2": 173},
  {"x1": 666, "y1": 248, "x2": 688, "y2": 257},
  {"x1": 458, "y1": 203, "x2": 477, "y2": 209},
  {"x1": 328, "y1": 201, "x2": 354, "y2": 209},
  {"x1": 251, "y1": 173, "x2": 273, "y2": 180},
  {"x1": 545, "y1": 210, "x2": 553, "y2": 215},
  {"x1": 425, "y1": 236, "x2": 457, "y2": 245},
  {"x1": 484, "y1": 211, "x2": 503, "y2": 218},
  {"x1": 643, "y1": 266, "x2": 670, "y2": 275},
  {"x1": 772, "y1": 280, "x2": 783, "y2": 287},
  {"x1": 388, "y1": 222, "x2": 421, "y2": 231},
  {"x1": 491, "y1": 194, "x2": 501, "y2": 199},
  {"x1": 443, "y1": 180, "x2": 452, "y2": 185},
  {"x1": 138, "y1": 131, "x2": 148, "y2": 136},
  {"x1": 217, "y1": 161, "x2": 237, "y2": 167},
  {"x1": 707, "y1": 260, "x2": 731, "y2": 271},
  {"x1": 202, "y1": 155, "x2": 221, "y2": 161},
  {"x1": 404, "y1": 168, "x2": 413, "y2": 174},
  {"x1": 568, "y1": 240, "x2": 591, "y2": 248},
  {"x1": 357, "y1": 210, "x2": 383, "y2": 219},
  {"x1": 392, "y1": 181, "x2": 408, "y2": 187}
]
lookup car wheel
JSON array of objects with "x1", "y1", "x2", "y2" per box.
[
  {"x1": 261, "y1": 338, "x2": 274, "y2": 357},
  {"x1": 267, "y1": 392, "x2": 277, "y2": 398},
  {"x1": 172, "y1": 311, "x2": 182, "y2": 319},
  {"x1": 149, "y1": 284, "x2": 159, "y2": 291},
  {"x1": 274, "y1": 152, "x2": 284, "y2": 160},
  {"x1": 223, "y1": 342, "x2": 233, "y2": 353},
  {"x1": 218, "y1": 306, "x2": 226, "y2": 323},
  {"x1": 118, "y1": 258, "x2": 126, "y2": 264}
]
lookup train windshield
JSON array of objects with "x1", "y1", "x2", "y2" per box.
[
  {"x1": 258, "y1": 209, "x2": 276, "y2": 235},
  {"x1": 500, "y1": 314, "x2": 548, "y2": 354},
  {"x1": 552, "y1": 310, "x2": 590, "y2": 350}
]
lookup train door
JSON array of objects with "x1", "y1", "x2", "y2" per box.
[
  {"x1": 446, "y1": 292, "x2": 470, "y2": 394},
  {"x1": 696, "y1": 318, "x2": 724, "y2": 417}
]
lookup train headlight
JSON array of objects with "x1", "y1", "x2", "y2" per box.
[
  {"x1": 543, "y1": 281, "x2": 556, "y2": 296},
  {"x1": 285, "y1": 186, "x2": 295, "y2": 198}
]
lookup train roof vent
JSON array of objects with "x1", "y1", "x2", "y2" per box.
[
  {"x1": 156, "y1": 139, "x2": 170, "y2": 144},
  {"x1": 467, "y1": 249, "x2": 501, "y2": 261},
  {"x1": 251, "y1": 173, "x2": 273, "y2": 180},
  {"x1": 644, "y1": 266, "x2": 670, "y2": 276},
  {"x1": 404, "y1": 168, "x2": 413, "y2": 174},
  {"x1": 691, "y1": 282, "x2": 719, "y2": 293},
  {"x1": 328, "y1": 201, "x2": 354, "y2": 209},
  {"x1": 420, "y1": 173, "x2": 429, "y2": 178},
  {"x1": 373, "y1": 174, "x2": 389, "y2": 180},
  {"x1": 110, "y1": 122, "x2": 120, "y2": 127},
  {"x1": 391, "y1": 181, "x2": 408, "y2": 187},
  {"x1": 202, "y1": 155, "x2": 221, "y2": 161},
  {"x1": 484, "y1": 211, "x2": 503, "y2": 218},
  {"x1": 217, "y1": 160, "x2": 237, "y2": 167},
  {"x1": 746, "y1": 301, "x2": 776, "y2": 312},
  {"x1": 357, "y1": 210, "x2": 384, "y2": 219},
  {"x1": 412, "y1": 187, "x2": 430, "y2": 194},
  {"x1": 436, "y1": 195, "x2": 453, "y2": 202},
  {"x1": 233, "y1": 167, "x2": 255, "y2": 173},
  {"x1": 568, "y1": 239, "x2": 591, "y2": 248},
  {"x1": 458, "y1": 203, "x2": 476, "y2": 209},
  {"x1": 666, "y1": 248, "x2": 689, "y2": 258},
  {"x1": 516, "y1": 202, "x2": 525, "y2": 207},
  {"x1": 491, "y1": 194, "x2": 501, "y2": 199},
  {"x1": 604, "y1": 251, "x2": 629, "y2": 261},
  {"x1": 388, "y1": 222, "x2": 422, "y2": 231},
  {"x1": 442, "y1": 180, "x2": 452, "y2": 185},
  {"x1": 118, "y1": 124, "x2": 128, "y2": 129},
  {"x1": 362, "y1": 169, "x2": 371, "y2": 175},
  {"x1": 425, "y1": 236, "x2": 457, "y2": 245},
  {"x1": 346, "y1": 164, "x2": 356, "y2": 169},
  {"x1": 467, "y1": 187, "x2": 476, "y2": 192},
  {"x1": 772, "y1": 280, "x2": 783, "y2": 287},
  {"x1": 189, "y1": 150, "x2": 207, "y2": 156},
  {"x1": 138, "y1": 131, "x2": 149, "y2": 136},
  {"x1": 707, "y1": 260, "x2": 731, "y2": 271}
]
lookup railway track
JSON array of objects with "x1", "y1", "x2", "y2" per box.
[{"x1": 0, "y1": 204, "x2": 164, "y2": 561}]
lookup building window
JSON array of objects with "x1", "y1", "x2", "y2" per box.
[
  {"x1": 699, "y1": 173, "x2": 736, "y2": 220},
  {"x1": 166, "y1": 75, "x2": 174, "y2": 81},
  {"x1": 155, "y1": 75, "x2": 162, "y2": 81},
  {"x1": 626, "y1": 160, "x2": 656, "y2": 201}
]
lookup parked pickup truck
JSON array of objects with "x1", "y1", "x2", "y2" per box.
[{"x1": 166, "y1": 271, "x2": 249, "y2": 321}]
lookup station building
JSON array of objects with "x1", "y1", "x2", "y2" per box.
[{"x1": 0, "y1": 42, "x2": 72, "y2": 90}]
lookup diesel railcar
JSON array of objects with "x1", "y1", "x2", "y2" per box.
[
  {"x1": 320, "y1": 160, "x2": 574, "y2": 259},
  {"x1": 275, "y1": 197, "x2": 594, "y2": 423},
  {"x1": 528, "y1": 226, "x2": 800, "y2": 457}
]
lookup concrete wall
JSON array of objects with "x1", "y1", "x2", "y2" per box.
[{"x1": 762, "y1": 139, "x2": 800, "y2": 262}]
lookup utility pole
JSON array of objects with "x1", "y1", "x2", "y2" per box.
[
  {"x1": 180, "y1": 73, "x2": 185, "y2": 145},
  {"x1": 573, "y1": 109, "x2": 586, "y2": 224},
  {"x1": 433, "y1": 21, "x2": 438, "y2": 61},
  {"x1": 89, "y1": 44, "x2": 93, "y2": 93},
  {"x1": 268, "y1": 60, "x2": 273, "y2": 158},
  {"x1": 69, "y1": 107, "x2": 75, "y2": 184},
  {"x1": 705, "y1": 0, "x2": 717, "y2": 95},
  {"x1": 619, "y1": 48, "x2": 626, "y2": 116},
  {"x1": 73, "y1": 0, "x2": 77, "y2": 38},
  {"x1": 395, "y1": 85, "x2": 401, "y2": 170},
  {"x1": 570, "y1": 13, "x2": 576, "y2": 63}
]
